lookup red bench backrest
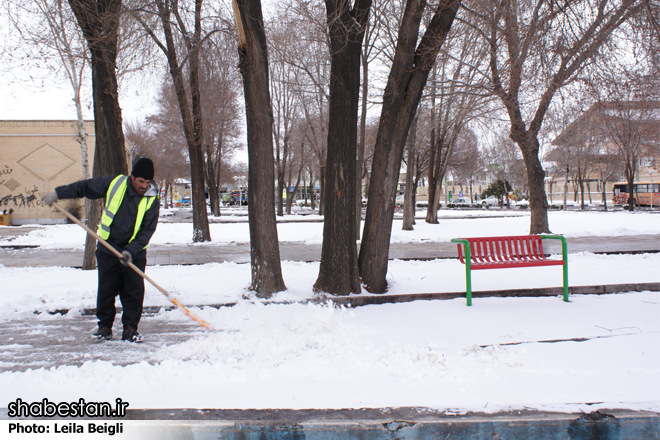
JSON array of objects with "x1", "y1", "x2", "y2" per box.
[{"x1": 456, "y1": 235, "x2": 547, "y2": 264}]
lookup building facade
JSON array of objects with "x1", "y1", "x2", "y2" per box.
[{"x1": 0, "y1": 120, "x2": 95, "y2": 225}]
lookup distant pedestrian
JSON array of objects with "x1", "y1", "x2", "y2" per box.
[{"x1": 42, "y1": 158, "x2": 160, "y2": 342}]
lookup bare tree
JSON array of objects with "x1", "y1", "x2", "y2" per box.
[
  {"x1": 548, "y1": 101, "x2": 608, "y2": 209},
  {"x1": 599, "y1": 100, "x2": 660, "y2": 210},
  {"x1": 269, "y1": 18, "x2": 301, "y2": 217},
  {"x1": 232, "y1": 0, "x2": 286, "y2": 296},
  {"x1": 276, "y1": 0, "x2": 331, "y2": 215},
  {"x1": 355, "y1": 0, "x2": 387, "y2": 239},
  {"x1": 313, "y1": 0, "x2": 372, "y2": 296},
  {"x1": 423, "y1": 19, "x2": 491, "y2": 223},
  {"x1": 200, "y1": 28, "x2": 243, "y2": 217},
  {"x1": 6, "y1": 0, "x2": 91, "y2": 179},
  {"x1": 125, "y1": 118, "x2": 189, "y2": 209},
  {"x1": 131, "y1": 0, "x2": 212, "y2": 242},
  {"x1": 66, "y1": 0, "x2": 130, "y2": 270},
  {"x1": 448, "y1": 127, "x2": 481, "y2": 199},
  {"x1": 359, "y1": 0, "x2": 460, "y2": 294},
  {"x1": 465, "y1": 0, "x2": 642, "y2": 233},
  {"x1": 3, "y1": 0, "x2": 96, "y2": 266}
]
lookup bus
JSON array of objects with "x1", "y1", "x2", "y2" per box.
[{"x1": 612, "y1": 181, "x2": 660, "y2": 206}]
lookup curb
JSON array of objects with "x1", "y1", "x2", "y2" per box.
[
  {"x1": 325, "y1": 282, "x2": 660, "y2": 307},
  {"x1": 2, "y1": 408, "x2": 658, "y2": 439}
]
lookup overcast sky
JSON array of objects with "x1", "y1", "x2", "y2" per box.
[
  {"x1": 0, "y1": 0, "x2": 286, "y2": 125},
  {"x1": 0, "y1": 61, "x2": 159, "y2": 123}
]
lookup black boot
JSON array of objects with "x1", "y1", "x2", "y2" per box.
[
  {"x1": 92, "y1": 326, "x2": 112, "y2": 340},
  {"x1": 122, "y1": 326, "x2": 144, "y2": 343}
]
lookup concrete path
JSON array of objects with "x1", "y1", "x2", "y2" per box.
[{"x1": 1, "y1": 235, "x2": 659, "y2": 268}]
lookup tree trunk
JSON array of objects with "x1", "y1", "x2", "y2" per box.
[
  {"x1": 626, "y1": 164, "x2": 636, "y2": 212},
  {"x1": 518, "y1": 137, "x2": 550, "y2": 233},
  {"x1": 303, "y1": 174, "x2": 308, "y2": 206},
  {"x1": 313, "y1": 0, "x2": 371, "y2": 295},
  {"x1": 425, "y1": 70, "x2": 437, "y2": 224},
  {"x1": 74, "y1": 86, "x2": 93, "y2": 265},
  {"x1": 286, "y1": 163, "x2": 303, "y2": 214},
  {"x1": 69, "y1": 0, "x2": 128, "y2": 270},
  {"x1": 426, "y1": 132, "x2": 451, "y2": 224},
  {"x1": 277, "y1": 165, "x2": 285, "y2": 216},
  {"x1": 402, "y1": 114, "x2": 418, "y2": 230},
  {"x1": 359, "y1": 0, "x2": 459, "y2": 293},
  {"x1": 601, "y1": 173, "x2": 609, "y2": 212},
  {"x1": 578, "y1": 168, "x2": 585, "y2": 210},
  {"x1": 189, "y1": 0, "x2": 212, "y2": 241},
  {"x1": 205, "y1": 144, "x2": 221, "y2": 216},
  {"x1": 233, "y1": 0, "x2": 286, "y2": 297},
  {"x1": 318, "y1": 164, "x2": 325, "y2": 215},
  {"x1": 309, "y1": 168, "x2": 317, "y2": 210},
  {"x1": 356, "y1": 28, "x2": 370, "y2": 240},
  {"x1": 153, "y1": 0, "x2": 210, "y2": 242}
]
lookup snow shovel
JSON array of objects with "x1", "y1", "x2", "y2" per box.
[{"x1": 52, "y1": 201, "x2": 212, "y2": 330}]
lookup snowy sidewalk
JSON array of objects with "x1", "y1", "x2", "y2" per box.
[
  {"x1": 1, "y1": 211, "x2": 658, "y2": 428},
  {"x1": 1, "y1": 291, "x2": 658, "y2": 416},
  {"x1": 1, "y1": 234, "x2": 659, "y2": 267}
]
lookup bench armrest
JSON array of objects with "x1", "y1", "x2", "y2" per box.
[
  {"x1": 541, "y1": 234, "x2": 569, "y2": 302},
  {"x1": 540, "y1": 234, "x2": 567, "y2": 262},
  {"x1": 451, "y1": 238, "x2": 471, "y2": 264}
]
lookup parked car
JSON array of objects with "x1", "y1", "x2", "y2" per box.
[
  {"x1": 481, "y1": 195, "x2": 500, "y2": 207},
  {"x1": 452, "y1": 197, "x2": 472, "y2": 205}
]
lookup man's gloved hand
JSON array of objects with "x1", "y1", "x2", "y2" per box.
[
  {"x1": 41, "y1": 191, "x2": 59, "y2": 207},
  {"x1": 119, "y1": 250, "x2": 132, "y2": 267}
]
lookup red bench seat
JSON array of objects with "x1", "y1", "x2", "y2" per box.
[{"x1": 451, "y1": 235, "x2": 569, "y2": 306}]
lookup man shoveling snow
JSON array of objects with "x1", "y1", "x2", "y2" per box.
[{"x1": 42, "y1": 158, "x2": 159, "y2": 343}]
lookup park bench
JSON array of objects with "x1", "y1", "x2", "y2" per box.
[{"x1": 450, "y1": 235, "x2": 568, "y2": 306}]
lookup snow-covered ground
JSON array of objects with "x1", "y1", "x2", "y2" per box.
[
  {"x1": 0, "y1": 210, "x2": 658, "y2": 414},
  {"x1": 3, "y1": 209, "x2": 658, "y2": 248}
]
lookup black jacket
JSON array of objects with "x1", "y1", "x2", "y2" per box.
[{"x1": 55, "y1": 175, "x2": 160, "y2": 258}]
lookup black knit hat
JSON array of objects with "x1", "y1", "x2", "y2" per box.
[{"x1": 131, "y1": 158, "x2": 154, "y2": 180}]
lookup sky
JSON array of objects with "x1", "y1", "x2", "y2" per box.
[
  {"x1": 0, "y1": 63, "x2": 158, "y2": 124},
  {"x1": 0, "y1": 1, "x2": 274, "y2": 125},
  {"x1": 0, "y1": 209, "x2": 658, "y2": 415}
]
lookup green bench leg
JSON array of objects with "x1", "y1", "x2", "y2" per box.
[
  {"x1": 465, "y1": 247, "x2": 472, "y2": 306},
  {"x1": 465, "y1": 267, "x2": 472, "y2": 306},
  {"x1": 562, "y1": 262, "x2": 569, "y2": 302},
  {"x1": 542, "y1": 234, "x2": 570, "y2": 302}
]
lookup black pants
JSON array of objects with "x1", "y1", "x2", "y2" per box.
[{"x1": 96, "y1": 250, "x2": 146, "y2": 329}]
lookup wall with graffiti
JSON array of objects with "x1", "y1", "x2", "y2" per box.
[{"x1": 0, "y1": 120, "x2": 95, "y2": 225}]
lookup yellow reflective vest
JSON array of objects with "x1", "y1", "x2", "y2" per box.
[{"x1": 98, "y1": 175, "x2": 157, "y2": 248}]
